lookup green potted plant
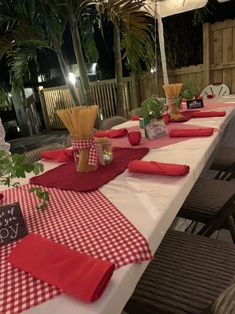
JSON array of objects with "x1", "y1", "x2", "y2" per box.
[
  {"x1": 0, "y1": 150, "x2": 49, "y2": 211},
  {"x1": 177, "y1": 80, "x2": 201, "y2": 109},
  {"x1": 141, "y1": 97, "x2": 165, "y2": 121},
  {"x1": 140, "y1": 97, "x2": 167, "y2": 139}
]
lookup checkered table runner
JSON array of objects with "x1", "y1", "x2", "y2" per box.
[{"x1": 0, "y1": 184, "x2": 153, "y2": 314}]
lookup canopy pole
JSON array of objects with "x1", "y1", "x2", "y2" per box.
[{"x1": 156, "y1": 1, "x2": 169, "y2": 85}]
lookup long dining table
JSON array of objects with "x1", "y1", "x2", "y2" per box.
[{"x1": 1, "y1": 97, "x2": 235, "y2": 314}]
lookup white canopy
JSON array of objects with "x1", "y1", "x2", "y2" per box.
[
  {"x1": 143, "y1": 0, "x2": 230, "y2": 85},
  {"x1": 144, "y1": 0, "x2": 208, "y2": 18}
]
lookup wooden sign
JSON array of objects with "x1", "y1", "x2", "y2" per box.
[{"x1": 0, "y1": 202, "x2": 28, "y2": 246}]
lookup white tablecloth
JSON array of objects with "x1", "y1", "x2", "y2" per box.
[{"x1": 1, "y1": 99, "x2": 235, "y2": 314}]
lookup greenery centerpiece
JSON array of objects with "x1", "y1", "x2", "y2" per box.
[
  {"x1": 140, "y1": 97, "x2": 166, "y2": 139},
  {"x1": 140, "y1": 97, "x2": 165, "y2": 121},
  {"x1": 177, "y1": 80, "x2": 200, "y2": 109},
  {"x1": 0, "y1": 150, "x2": 49, "y2": 211}
]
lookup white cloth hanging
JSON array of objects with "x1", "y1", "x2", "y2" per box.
[{"x1": 0, "y1": 118, "x2": 10, "y2": 152}]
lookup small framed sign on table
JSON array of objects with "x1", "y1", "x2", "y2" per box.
[
  {"x1": 0, "y1": 202, "x2": 28, "y2": 246},
  {"x1": 187, "y1": 97, "x2": 204, "y2": 109}
]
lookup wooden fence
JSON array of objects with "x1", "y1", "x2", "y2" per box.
[
  {"x1": 39, "y1": 18, "x2": 235, "y2": 130},
  {"x1": 39, "y1": 77, "x2": 137, "y2": 129}
]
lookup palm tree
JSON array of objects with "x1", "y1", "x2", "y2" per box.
[
  {"x1": 0, "y1": 0, "x2": 93, "y2": 106},
  {"x1": 39, "y1": 0, "x2": 94, "y2": 105},
  {"x1": 89, "y1": 0, "x2": 155, "y2": 116}
]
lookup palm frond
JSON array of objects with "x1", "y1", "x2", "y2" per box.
[
  {"x1": 0, "y1": 85, "x2": 12, "y2": 110},
  {"x1": 7, "y1": 46, "x2": 37, "y2": 86}
]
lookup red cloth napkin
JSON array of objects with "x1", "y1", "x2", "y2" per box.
[
  {"x1": 30, "y1": 147, "x2": 149, "y2": 192},
  {"x1": 169, "y1": 127, "x2": 214, "y2": 137},
  {"x1": 41, "y1": 148, "x2": 74, "y2": 162},
  {"x1": 0, "y1": 193, "x2": 3, "y2": 200},
  {"x1": 9, "y1": 233, "x2": 115, "y2": 303},
  {"x1": 95, "y1": 128, "x2": 127, "y2": 138},
  {"x1": 191, "y1": 111, "x2": 226, "y2": 118},
  {"x1": 128, "y1": 160, "x2": 189, "y2": 176},
  {"x1": 131, "y1": 115, "x2": 140, "y2": 121}
]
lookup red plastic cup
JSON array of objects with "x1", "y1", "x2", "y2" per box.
[{"x1": 128, "y1": 131, "x2": 141, "y2": 146}]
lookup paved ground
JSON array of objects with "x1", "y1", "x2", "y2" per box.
[{"x1": 8, "y1": 130, "x2": 68, "y2": 154}]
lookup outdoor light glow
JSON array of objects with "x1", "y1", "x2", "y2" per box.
[
  {"x1": 68, "y1": 72, "x2": 76, "y2": 85},
  {"x1": 8, "y1": 93, "x2": 12, "y2": 97},
  {"x1": 91, "y1": 63, "x2": 97, "y2": 73}
]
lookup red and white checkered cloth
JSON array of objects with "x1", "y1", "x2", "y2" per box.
[
  {"x1": 0, "y1": 185, "x2": 153, "y2": 314},
  {"x1": 71, "y1": 138, "x2": 97, "y2": 166}
]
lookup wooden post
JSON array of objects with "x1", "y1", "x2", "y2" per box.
[
  {"x1": 38, "y1": 86, "x2": 50, "y2": 130},
  {"x1": 130, "y1": 73, "x2": 138, "y2": 109},
  {"x1": 11, "y1": 89, "x2": 30, "y2": 137},
  {"x1": 203, "y1": 23, "x2": 210, "y2": 87}
]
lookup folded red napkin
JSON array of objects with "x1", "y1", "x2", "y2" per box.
[
  {"x1": 128, "y1": 160, "x2": 189, "y2": 176},
  {"x1": 9, "y1": 233, "x2": 115, "y2": 303},
  {"x1": 192, "y1": 111, "x2": 226, "y2": 118},
  {"x1": 169, "y1": 127, "x2": 214, "y2": 137},
  {"x1": 95, "y1": 128, "x2": 128, "y2": 138},
  {"x1": 41, "y1": 148, "x2": 74, "y2": 162},
  {"x1": 0, "y1": 192, "x2": 3, "y2": 200},
  {"x1": 131, "y1": 115, "x2": 140, "y2": 120}
]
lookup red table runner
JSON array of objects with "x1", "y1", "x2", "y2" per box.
[
  {"x1": 0, "y1": 185, "x2": 153, "y2": 313},
  {"x1": 30, "y1": 147, "x2": 149, "y2": 192},
  {"x1": 112, "y1": 124, "x2": 216, "y2": 149}
]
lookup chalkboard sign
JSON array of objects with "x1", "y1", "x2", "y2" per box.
[
  {"x1": 0, "y1": 202, "x2": 28, "y2": 246},
  {"x1": 187, "y1": 98, "x2": 204, "y2": 109}
]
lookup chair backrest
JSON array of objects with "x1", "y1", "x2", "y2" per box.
[
  {"x1": 202, "y1": 278, "x2": 235, "y2": 314},
  {"x1": 200, "y1": 83, "x2": 230, "y2": 97},
  {"x1": 197, "y1": 191, "x2": 235, "y2": 241},
  {"x1": 102, "y1": 116, "x2": 127, "y2": 130},
  {"x1": 25, "y1": 143, "x2": 63, "y2": 164},
  {"x1": 63, "y1": 134, "x2": 72, "y2": 148},
  {"x1": 129, "y1": 107, "x2": 141, "y2": 117}
]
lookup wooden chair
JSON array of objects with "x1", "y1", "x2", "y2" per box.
[
  {"x1": 101, "y1": 116, "x2": 127, "y2": 130},
  {"x1": 177, "y1": 177, "x2": 235, "y2": 242},
  {"x1": 124, "y1": 230, "x2": 235, "y2": 314},
  {"x1": 200, "y1": 83, "x2": 230, "y2": 97},
  {"x1": 25, "y1": 143, "x2": 63, "y2": 164}
]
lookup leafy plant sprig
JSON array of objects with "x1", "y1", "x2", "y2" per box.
[
  {"x1": 141, "y1": 97, "x2": 165, "y2": 120},
  {"x1": 0, "y1": 150, "x2": 49, "y2": 211},
  {"x1": 177, "y1": 80, "x2": 200, "y2": 108}
]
